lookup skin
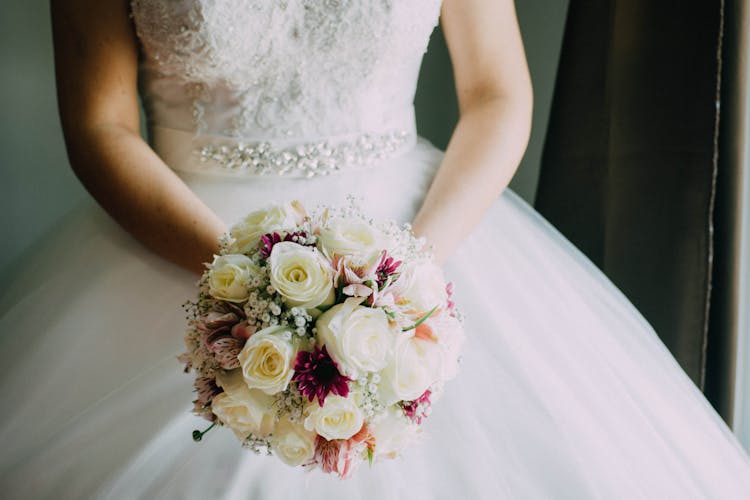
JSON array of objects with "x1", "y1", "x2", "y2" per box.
[
  {"x1": 412, "y1": 0, "x2": 533, "y2": 262},
  {"x1": 50, "y1": 0, "x2": 532, "y2": 273}
]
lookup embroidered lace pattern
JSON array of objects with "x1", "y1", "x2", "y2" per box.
[{"x1": 130, "y1": 0, "x2": 442, "y2": 139}]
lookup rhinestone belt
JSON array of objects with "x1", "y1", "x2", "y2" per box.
[{"x1": 195, "y1": 130, "x2": 414, "y2": 178}]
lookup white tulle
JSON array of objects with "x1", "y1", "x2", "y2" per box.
[
  {"x1": 2, "y1": 0, "x2": 750, "y2": 497},
  {"x1": 1, "y1": 139, "x2": 750, "y2": 499}
]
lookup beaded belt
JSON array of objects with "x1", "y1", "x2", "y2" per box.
[{"x1": 195, "y1": 129, "x2": 414, "y2": 178}]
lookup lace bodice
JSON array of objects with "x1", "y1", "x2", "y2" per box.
[{"x1": 131, "y1": 0, "x2": 442, "y2": 142}]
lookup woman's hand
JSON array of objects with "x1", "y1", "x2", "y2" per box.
[
  {"x1": 50, "y1": 0, "x2": 227, "y2": 275},
  {"x1": 411, "y1": 0, "x2": 533, "y2": 264}
]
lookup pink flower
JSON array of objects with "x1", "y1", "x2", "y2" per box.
[
  {"x1": 414, "y1": 322, "x2": 438, "y2": 343},
  {"x1": 332, "y1": 254, "x2": 389, "y2": 304},
  {"x1": 230, "y1": 321, "x2": 256, "y2": 340},
  {"x1": 375, "y1": 252, "x2": 402, "y2": 288},
  {"x1": 314, "y1": 436, "x2": 341, "y2": 475},
  {"x1": 194, "y1": 376, "x2": 221, "y2": 406},
  {"x1": 402, "y1": 389, "x2": 432, "y2": 424},
  {"x1": 260, "y1": 231, "x2": 311, "y2": 259},
  {"x1": 335, "y1": 439, "x2": 361, "y2": 478},
  {"x1": 195, "y1": 311, "x2": 252, "y2": 369},
  {"x1": 371, "y1": 290, "x2": 396, "y2": 309},
  {"x1": 292, "y1": 346, "x2": 352, "y2": 406},
  {"x1": 341, "y1": 283, "x2": 375, "y2": 298},
  {"x1": 313, "y1": 426, "x2": 370, "y2": 479},
  {"x1": 333, "y1": 251, "x2": 402, "y2": 304},
  {"x1": 194, "y1": 311, "x2": 239, "y2": 336},
  {"x1": 445, "y1": 282, "x2": 456, "y2": 315},
  {"x1": 206, "y1": 335, "x2": 243, "y2": 369},
  {"x1": 332, "y1": 254, "x2": 379, "y2": 286}
]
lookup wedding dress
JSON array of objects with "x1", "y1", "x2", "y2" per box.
[{"x1": 1, "y1": 1, "x2": 749, "y2": 498}]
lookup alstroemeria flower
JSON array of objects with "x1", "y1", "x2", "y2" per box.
[
  {"x1": 194, "y1": 376, "x2": 221, "y2": 406},
  {"x1": 206, "y1": 335, "x2": 243, "y2": 369},
  {"x1": 194, "y1": 311, "x2": 240, "y2": 336}
]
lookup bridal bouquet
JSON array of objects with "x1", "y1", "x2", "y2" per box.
[{"x1": 180, "y1": 201, "x2": 464, "y2": 478}]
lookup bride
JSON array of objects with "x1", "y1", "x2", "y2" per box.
[{"x1": 1, "y1": 0, "x2": 749, "y2": 498}]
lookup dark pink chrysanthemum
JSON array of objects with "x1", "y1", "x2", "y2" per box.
[
  {"x1": 375, "y1": 251, "x2": 402, "y2": 288},
  {"x1": 402, "y1": 389, "x2": 432, "y2": 424},
  {"x1": 292, "y1": 346, "x2": 352, "y2": 406},
  {"x1": 260, "y1": 231, "x2": 311, "y2": 259},
  {"x1": 259, "y1": 232, "x2": 283, "y2": 259}
]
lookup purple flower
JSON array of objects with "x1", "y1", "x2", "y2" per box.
[
  {"x1": 375, "y1": 252, "x2": 402, "y2": 288},
  {"x1": 259, "y1": 232, "x2": 284, "y2": 259},
  {"x1": 260, "y1": 231, "x2": 311, "y2": 259},
  {"x1": 292, "y1": 346, "x2": 352, "y2": 406}
]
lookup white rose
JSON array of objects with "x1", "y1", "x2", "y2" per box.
[
  {"x1": 370, "y1": 406, "x2": 422, "y2": 460},
  {"x1": 208, "y1": 254, "x2": 261, "y2": 302},
  {"x1": 238, "y1": 325, "x2": 298, "y2": 395},
  {"x1": 378, "y1": 334, "x2": 444, "y2": 406},
  {"x1": 315, "y1": 297, "x2": 395, "y2": 379},
  {"x1": 424, "y1": 313, "x2": 465, "y2": 380},
  {"x1": 393, "y1": 260, "x2": 447, "y2": 313},
  {"x1": 318, "y1": 218, "x2": 390, "y2": 260},
  {"x1": 303, "y1": 395, "x2": 364, "y2": 441},
  {"x1": 228, "y1": 202, "x2": 305, "y2": 254},
  {"x1": 213, "y1": 370, "x2": 275, "y2": 439},
  {"x1": 269, "y1": 242, "x2": 334, "y2": 309},
  {"x1": 270, "y1": 417, "x2": 317, "y2": 466}
]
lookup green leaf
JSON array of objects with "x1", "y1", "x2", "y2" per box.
[
  {"x1": 402, "y1": 304, "x2": 439, "y2": 332},
  {"x1": 334, "y1": 275, "x2": 346, "y2": 303}
]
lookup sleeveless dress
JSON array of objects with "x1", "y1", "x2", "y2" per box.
[{"x1": 1, "y1": 1, "x2": 750, "y2": 498}]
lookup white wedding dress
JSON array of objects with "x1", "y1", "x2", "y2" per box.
[{"x1": 1, "y1": 1, "x2": 750, "y2": 498}]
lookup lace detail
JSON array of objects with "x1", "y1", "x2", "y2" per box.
[{"x1": 131, "y1": 0, "x2": 442, "y2": 139}]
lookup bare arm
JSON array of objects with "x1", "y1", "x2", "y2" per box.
[
  {"x1": 411, "y1": 0, "x2": 533, "y2": 263},
  {"x1": 50, "y1": 0, "x2": 226, "y2": 274}
]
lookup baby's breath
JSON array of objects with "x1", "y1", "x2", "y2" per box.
[
  {"x1": 273, "y1": 384, "x2": 305, "y2": 422},
  {"x1": 242, "y1": 434, "x2": 273, "y2": 455},
  {"x1": 357, "y1": 373, "x2": 384, "y2": 419}
]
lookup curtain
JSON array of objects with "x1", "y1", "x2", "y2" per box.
[
  {"x1": 712, "y1": 0, "x2": 750, "y2": 445},
  {"x1": 535, "y1": 1, "x2": 730, "y2": 415}
]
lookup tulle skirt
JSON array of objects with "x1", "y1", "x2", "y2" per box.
[{"x1": 1, "y1": 138, "x2": 749, "y2": 499}]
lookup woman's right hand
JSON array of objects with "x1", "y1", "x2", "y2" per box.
[{"x1": 50, "y1": 0, "x2": 227, "y2": 275}]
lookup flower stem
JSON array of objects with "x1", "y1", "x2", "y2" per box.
[{"x1": 192, "y1": 421, "x2": 217, "y2": 442}]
